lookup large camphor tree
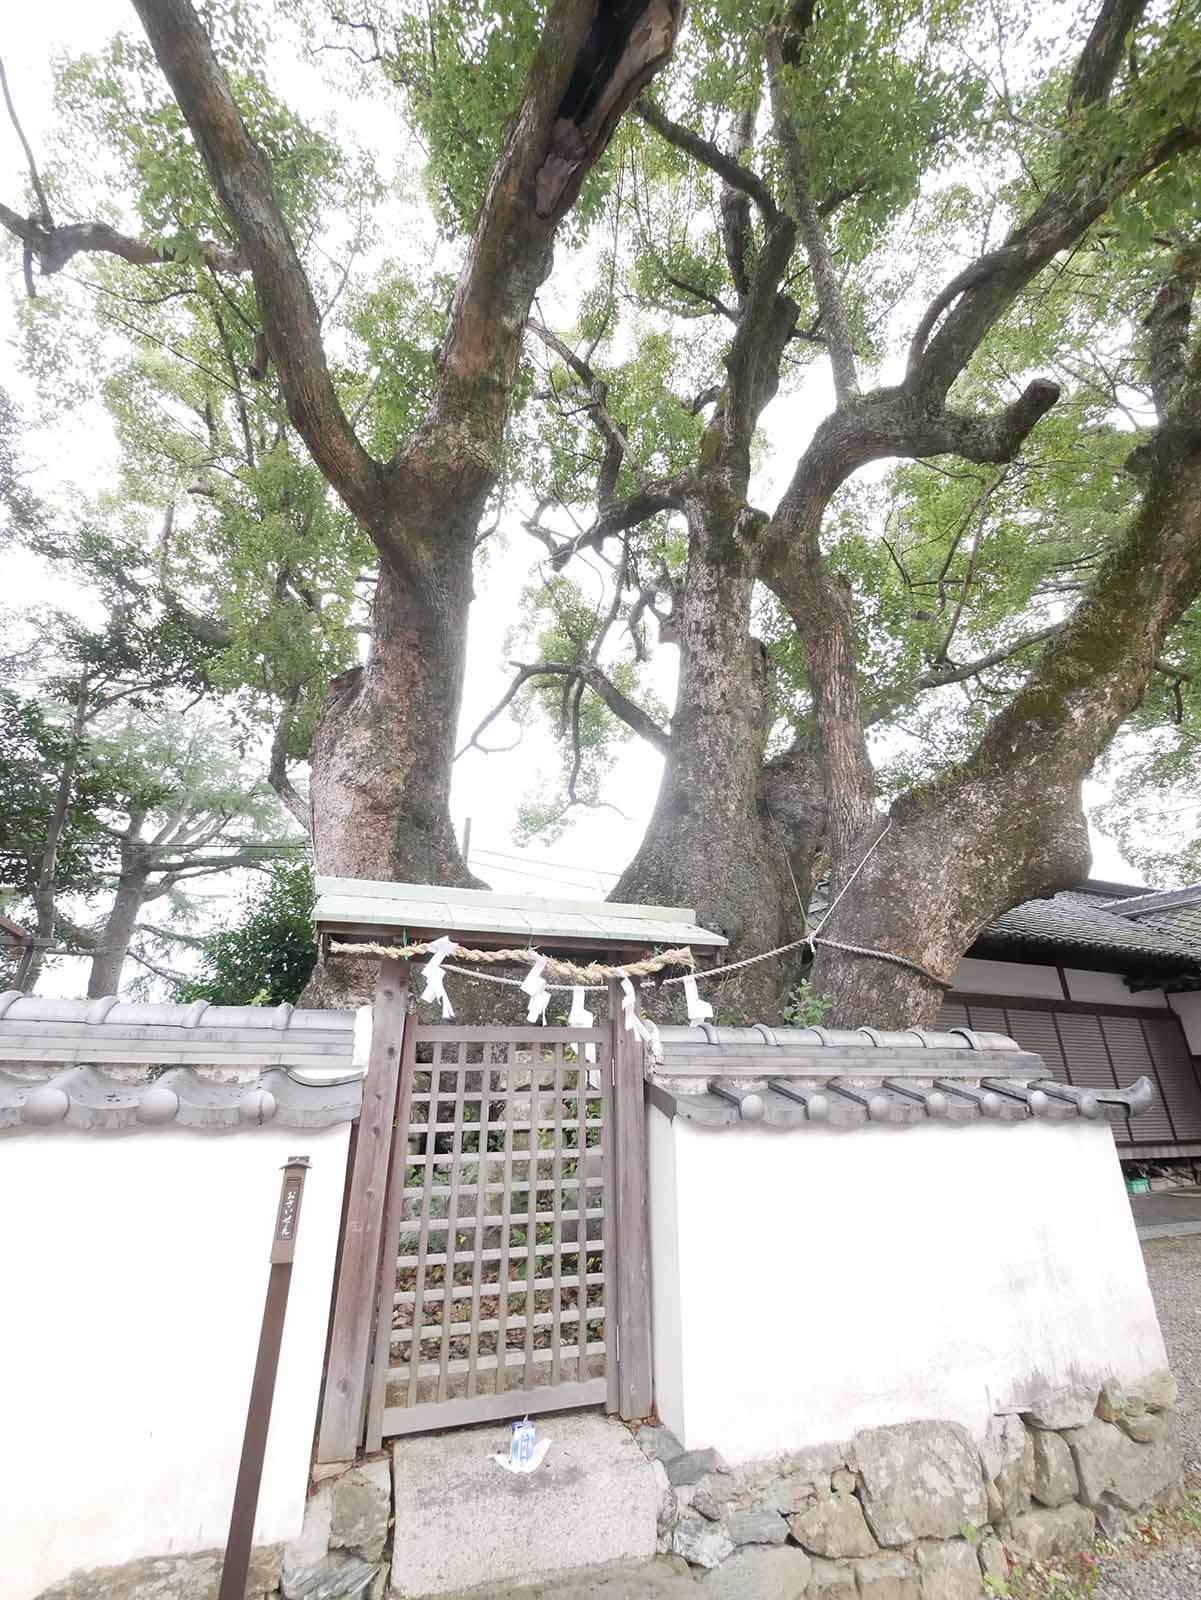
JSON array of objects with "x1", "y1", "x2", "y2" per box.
[
  {"x1": 4, "y1": 0, "x2": 1199, "y2": 1023},
  {"x1": 3, "y1": 0, "x2": 683, "y2": 1000},
  {"x1": 477, "y1": 0, "x2": 1201, "y2": 1021}
]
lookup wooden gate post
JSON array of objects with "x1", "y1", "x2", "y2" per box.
[
  {"x1": 607, "y1": 976, "x2": 654, "y2": 1421},
  {"x1": 317, "y1": 957, "x2": 410, "y2": 1463}
]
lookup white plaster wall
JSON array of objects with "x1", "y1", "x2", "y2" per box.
[
  {"x1": 1169, "y1": 991, "x2": 1201, "y2": 1054},
  {"x1": 0, "y1": 1125, "x2": 351, "y2": 1599},
  {"x1": 648, "y1": 1105, "x2": 684, "y2": 1440},
  {"x1": 951, "y1": 957, "x2": 1064, "y2": 999},
  {"x1": 648, "y1": 1116, "x2": 1166, "y2": 1465},
  {"x1": 1064, "y1": 970, "x2": 1167, "y2": 1008}
]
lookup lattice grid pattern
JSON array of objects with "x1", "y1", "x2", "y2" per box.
[{"x1": 376, "y1": 1027, "x2": 612, "y2": 1435}]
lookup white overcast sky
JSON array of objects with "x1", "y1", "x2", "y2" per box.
[{"x1": 1, "y1": 1, "x2": 1140, "y2": 993}]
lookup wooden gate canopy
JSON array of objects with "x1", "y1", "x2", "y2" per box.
[
  {"x1": 313, "y1": 877, "x2": 727, "y2": 962},
  {"x1": 649, "y1": 1022, "x2": 1157, "y2": 1131}
]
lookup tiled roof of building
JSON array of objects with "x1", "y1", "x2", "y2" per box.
[
  {"x1": 974, "y1": 881, "x2": 1201, "y2": 970},
  {"x1": 1102, "y1": 886, "x2": 1201, "y2": 951}
]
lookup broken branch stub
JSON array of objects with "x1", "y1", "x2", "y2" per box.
[{"x1": 536, "y1": 0, "x2": 681, "y2": 219}]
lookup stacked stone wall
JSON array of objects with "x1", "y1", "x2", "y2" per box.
[{"x1": 639, "y1": 1370, "x2": 1182, "y2": 1596}]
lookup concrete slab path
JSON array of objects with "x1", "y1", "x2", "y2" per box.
[
  {"x1": 1130, "y1": 1186, "x2": 1201, "y2": 1240},
  {"x1": 390, "y1": 1412, "x2": 659, "y2": 1598}
]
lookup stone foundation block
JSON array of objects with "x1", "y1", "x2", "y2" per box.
[
  {"x1": 1096, "y1": 1370, "x2": 1177, "y2": 1426},
  {"x1": 1063, "y1": 1416, "x2": 1182, "y2": 1510},
  {"x1": 788, "y1": 1487, "x2": 878, "y2": 1558},
  {"x1": 666, "y1": 1447, "x2": 729, "y2": 1487},
  {"x1": 914, "y1": 1541, "x2": 981, "y2": 1600},
  {"x1": 673, "y1": 1518, "x2": 734, "y2": 1568},
  {"x1": 284, "y1": 1485, "x2": 333, "y2": 1598},
  {"x1": 1005, "y1": 1503, "x2": 1095, "y2": 1563},
  {"x1": 977, "y1": 1535, "x2": 1008, "y2": 1587},
  {"x1": 808, "y1": 1557, "x2": 859, "y2": 1599},
  {"x1": 331, "y1": 1460, "x2": 391, "y2": 1562},
  {"x1": 697, "y1": 1545, "x2": 813, "y2": 1598},
  {"x1": 854, "y1": 1422, "x2": 987, "y2": 1546},
  {"x1": 981, "y1": 1414, "x2": 1033, "y2": 1523},
  {"x1": 725, "y1": 1507, "x2": 789, "y2": 1546},
  {"x1": 1022, "y1": 1384, "x2": 1099, "y2": 1431},
  {"x1": 639, "y1": 1425, "x2": 686, "y2": 1465},
  {"x1": 1118, "y1": 1412, "x2": 1167, "y2": 1444},
  {"x1": 390, "y1": 1413, "x2": 657, "y2": 1596},
  {"x1": 283, "y1": 1554, "x2": 378, "y2": 1600},
  {"x1": 1030, "y1": 1430, "x2": 1078, "y2": 1509},
  {"x1": 853, "y1": 1552, "x2": 920, "y2": 1599}
]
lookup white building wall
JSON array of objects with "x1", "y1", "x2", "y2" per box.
[
  {"x1": 647, "y1": 1109, "x2": 1166, "y2": 1466},
  {"x1": 1, "y1": 1124, "x2": 350, "y2": 1600},
  {"x1": 950, "y1": 957, "x2": 1064, "y2": 998},
  {"x1": 1169, "y1": 991, "x2": 1201, "y2": 1054}
]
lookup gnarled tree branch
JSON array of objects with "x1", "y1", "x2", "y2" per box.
[
  {"x1": 129, "y1": 0, "x2": 381, "y2": 524},
  {"x1": 458, "y1": 659, "x2": 670, "y2": 760},
  {"x1": 765, "y1": 34, "x2": 858, "y2": 402},
  {"x1": 637, "y1": 97, "x2": 781, "y2": 223},
  {"x1": 0, "y1": 204, "x2": 246, "y2": 284}
]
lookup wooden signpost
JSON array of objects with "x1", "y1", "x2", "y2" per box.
[{"x1": 219, "y1": 1155, "x2": 311, "y2": 1600}]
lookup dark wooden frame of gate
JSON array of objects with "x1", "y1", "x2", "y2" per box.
[
  {"x1": 363, "y1": 1022, "x2": 614, "y2": 1443},
  {"x1": 315, "y1": 962, "x2": 654, "y2": 1463}
]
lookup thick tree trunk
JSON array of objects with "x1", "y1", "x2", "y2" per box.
[
  {"x1": 302, "y1": 549, "x2": 482, "y2": 1009},
  {"x1": 809, "y1": 779, "x2": 1091, "y2": 1029},
  {"x1": 309, "y1": 558, "x2": 478, "y2": 886},
  {"x1": 87, "y1": 858, "x2": 152, "y2": 998},
  {"x1": 612, "y1": 512, "x2": 808, "y2": 1021}
]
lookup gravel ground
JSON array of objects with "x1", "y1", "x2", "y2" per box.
[{"x1": 1094, "y1": 1232, "x2": 1201, "y2": 1600}]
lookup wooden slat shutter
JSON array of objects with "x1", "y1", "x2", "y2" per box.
[
  {"x1": 1001, "y1": 1008, "x2": 1069, "y2": 1082},
  {"x1": 1054, "y1": 1013, "x2": 1118, "y2": 1092},
  {"x1": 1141, "y1": 1016, "x2": 1201, "y2": 1140},
  {"x1": 965, "y1": 1003, "x2": 1008, "y2": 1035},
  {"x1": 1055, "y1": 1012, "x2": 1127, "y2": 1142},
  {"x1": 1101, "y1": 1016, "x2": 1170, "y2": 1145},
  {"x1": 937, "y1": 1001, "x2": 969, "y2": 1030}
]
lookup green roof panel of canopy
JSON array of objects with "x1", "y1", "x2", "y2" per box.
[{"x1": 314, "y1": 876, "x2": 727, "y2": 957}]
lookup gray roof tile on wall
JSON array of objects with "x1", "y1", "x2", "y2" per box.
[
  {"x1": 649, "y1": 1024, "x2": 1157, "y2": 1130},
  {"x1": 0, "y1": 1063, "x2": 362, "y2": 1133},
  {"x1": 0, "y1": 996, "x2": 362, "y2": 1133}
]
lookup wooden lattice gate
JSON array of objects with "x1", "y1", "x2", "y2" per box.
[
  {"x1": 366, "y1": 1024, "x2": 613, "y2": 1440},
  {"x1": 317, "y1": 960, "x2": 652, "y2": 1462}
]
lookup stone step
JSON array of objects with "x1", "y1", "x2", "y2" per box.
[{"x1": 390, "y1": 1413, "x2": 659, "y2": 1598}]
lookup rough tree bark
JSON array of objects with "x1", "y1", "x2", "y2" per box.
[
  {"x1": 86, "y1": 850, "x2": 152, "y2": 998},
  {"x1": 613, "y1": 513, "x2": 806, "y2": 1018},
  {"x1": 559, "y1": 95, "x2": 818, "y2": 1017},
  {"x1": 808, "y1": 322, "x2": 1201, "y2": 1025}
]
